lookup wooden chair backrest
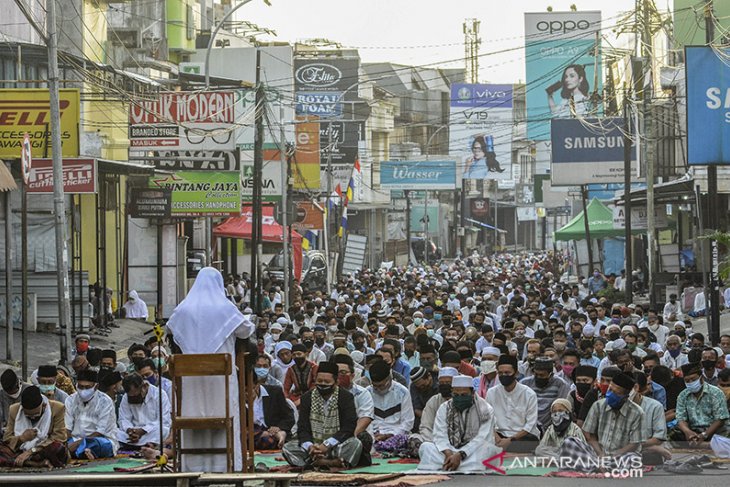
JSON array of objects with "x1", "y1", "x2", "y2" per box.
[{"x1": 168, "y1": 354, "x2": 232, "y2": 377}]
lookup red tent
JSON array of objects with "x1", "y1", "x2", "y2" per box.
[{"x1": 213, "y1": 206, "x2": 303, "y2": 281}]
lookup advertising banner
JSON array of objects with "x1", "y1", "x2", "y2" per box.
[
  {"x1": 319, "y1": 121, "x2": 363, "y2": 191},
  {"x1": 612, "y1": 205, "x2": 668, "y2": 229},
  {"x1": 380, "y1": 160, "x2": 456, "y2": 189},
  {"x1": 129, "y1": 149, "x2": 240, "y2": 171},
  {"x1": 449, "y1": 84, "x2": 513, "y2": 181},
  {"x1": 550, "y1": 118, "x2": 637, "y2": 185},
  {"x1": 0, "y1": 89, "x2": 80, "y2": 157},
  {"x1": 128, "y1": 188, "x2": 172, "y2": 218},
  {"x1": 292, "y1": 201, "x2": 325, "y2": 231},
  {"x1": 686, "y1": 46, "x2": 730, "y2": 165},
  {"x1": 294, "y1": 57, "x2": 359, "y2": 118},
  {"x1": 148, "y1": 171, "x2": 241, "y2": 217},
  {"x1": 293, "y1": 120, "x2": 321, "y2": 190},
  {"x1": 525, "y1": 11, "x2": 602, "y2": 140},
  {"x1": 241, "y1": 147, "x2": 284, "y2": 202},
  {"x1": 470, "y1": 198, "x2": 490, "y2": 218},
  {"x1": 129, "y1": 91, "x2": 236, "y2": 151},
  {"x1": 27, "y1": 158, "x2": 96, "y2": 194}
]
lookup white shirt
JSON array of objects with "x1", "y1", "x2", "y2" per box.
[
  {"x1": 662, "y1": 302, "x2": 681, "y2": 320},
  {"x1": 661, "y1": 351, "x2": 689, "y2": 370},
  {"x1": 254, "y1": 386, "x2": 269, "y2": 427},
  {"x1": 694, "y1": 292, "x2": 706, "y2": 312},
  {"x1": 432, "y1": 397, "x2": 495, "y2": 459},
  {"x1": 65, "y1": 390, "x2": 119, "y2": 453},
  {"x1": 347, "y1": 384, "x2": 374, "y2": 420},
  {"x1": 486, "y1": 382, "x2": 539, "y2": 438},
  {"x1": 308, "y1": 347, "x2": 327, "y2": 365},
  {"x1": 367, "y1": 381, "x2": 414, "y2": 436},
  {"x1": 117, "y1": 384, "x2": 171, "y2": 446}
]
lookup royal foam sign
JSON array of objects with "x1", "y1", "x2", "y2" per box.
[{"x1": 380, "y1": 160, "x2": 456, "y2": 189}]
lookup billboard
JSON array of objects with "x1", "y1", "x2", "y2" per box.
[
  {"x1": 292, "y1": 201, "x2": 325, "y2": 231},
  {"x1": 27, "y1": 158, "x2": 96, "y2": 194},
  {"x1": 0, "y1": 89, "x2": 80, "y2": 157},
  {"x1": 449, "y1": 84, "x2": 513, "y2": 181},
  {"x1": 148, "y1": 171, "x2": 241, "y2": 217},
  {"x1": 319, "y1": 121, "x2": 363, "y2": 191},
  {"x1": 525, "y1": 11, "x2": 602, "y2": 140},
  {"x1": 294, "y1": 57, "x2": 360, "y2": 117},
  {"x1": 241, "y1": 148, "x2": 284, "y2": 203},
  {"x1": 293, "y1": 121, "x2": 321, "y2": 190},
  {"x1": 550, "y1": 118, "x2": 637, "y2": 185},
  {"x1": 128, "y1": 188, "x2": 172, "y2": 218},
  {"x1": 686, "y1": 46, "x2": 730, "y2": 165},
  {"x1": 129, "y1": 91, "x2": 236, "y2": 150},
  {"x1": 380, "y1": 160, "x2": 456, "y2": 190}
]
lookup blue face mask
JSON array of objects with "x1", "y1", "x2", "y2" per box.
[
  {"x1": 434, "y1": 314, "x2": 442, "y2": 320},
  {"x1": 605, "y1": 390, "x2": 626, "y2": 409},
  {"x1": 254, "y1": 367, "x2": 269, "y2": 380},
  {"x1": 146, "y1": 375, "x2": 157, "y2": 386},
  {"x1": 685, "y1": 378, "x2": 702, "y2": 394}
]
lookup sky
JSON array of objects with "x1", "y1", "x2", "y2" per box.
[{"x1": 235, "y1": 0, "x2": 665, "y2": 83}]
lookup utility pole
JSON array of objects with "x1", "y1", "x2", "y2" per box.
[
  {"x1": 47, "y1": 0, "x2": 72, "y2": 363},
  {"x1": 279, "y1": 105, "x2": 290, "y2": 309},
  {"x1": 463, "y1": 19, "x2": 481, "y2": 84},
  {"x1": 705, "y1": 0, "x2": 721, "y2": 344},
  {"x1": 581, "y1": 185, "x2": 594, "y2": 274},
  {"x1": 4, "y1": 167, "x2": 12, "y2": 362},
  {"x1": 251, "y1": 48, "x2": 264, "y2": 314},
  {"x1": 326, "y1": 123, "x2": 333, "y2": 267},
  {"x1": 642, "y1": 0, "x2": 656, "y2": 309},
  {"x1": 405, "y1": 191, "x2": 412, "y2": 265},
  {"x1": 623, "y1": 91, "x2": 634, "y2": 304}
]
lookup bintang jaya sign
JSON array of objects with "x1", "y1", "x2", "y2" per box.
[{"x1": 0, "y1": 89, "x2": 80, "y2": 157}]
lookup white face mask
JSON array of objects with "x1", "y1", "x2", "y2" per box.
[
  {"x1": 7, "y1": 387, "x2": 21, "y2": 399},
  {"x1": 78, "y1": 388, "x2": 96, "y2": 402},
  {"x1": 481, "y1": 360, "x2": 497, "y2": 375}
]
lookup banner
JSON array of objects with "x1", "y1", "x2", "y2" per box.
[
  {"x1": 449, "y1": 84, "x2": 513, "y2": 181},
  {"x1": 294, "y1": 58, "x2": 359, "y2": 118},
  {"x1": 0, "y1": 89, "x2": 80, "y2": 157},
  {"x1": 319, "y1": 121, "x2": 363, "y2": 191},
  {"x1": 470, "y1": 198, "x2": 490, "y2": 218},
  {"x1": 27, "y1": 158, "x2": 96, "y2": 194},
  {"x1": 148, "y1": 171, "x2": 241, "y2": 217},
  {"x1": 380, "y1": 160, "x2": 457, "y2": 190},
  {"x1": 612, "y1": 205, "x2": 668, "y2": 230},
  {"x1": 686, "y1": 46, "x2": 730, "y2": 165},
  {"x1": 550, "y1": 118, "x2": 637, "y2": 185},
  {"x1": 292, "y1": 201, "x2": 325, "y2": 231},
  {"x1": 241, "y1": 147, "x2": 284, "y2": 202},
  {"x1": 129, "y1": 188, "x2": 172, "y2": 218},
  {"x1": 293, "y1": 120, "x2": 321, "y2": 189},
  {"x1": 129, "y1": 92, "x2": 236, "y2": 151},
  {"x1": 525, "y1": 11, "x2": 602, "y2": 140}
]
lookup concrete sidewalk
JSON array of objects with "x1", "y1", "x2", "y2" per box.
[{"x1": 0, "y1": 319, "x2": 156, "y2": 378}]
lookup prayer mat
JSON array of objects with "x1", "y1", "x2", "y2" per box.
[
  {"x1": 255, "y1": 453, "x2": 290, "y2": 468},
  {"x1": 294, "y1": 472, "x2": 402, "y2": 486},
  {"x1": 345, "y1": 462, "x2": 418, "y2": 474},
  {"x1": 371, "y1": 474, "x2": 450, "y2": 486},
  {"x1": 70, "y1": 458, "x2": 150, "y2": 473}
]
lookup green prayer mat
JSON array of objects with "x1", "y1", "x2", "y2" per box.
[
  {"x1": 255, "y1": 453, "x2": 289, "y2": 468},
  {"x1": 344, "y1": 462, "x2": 418, "y2": 474},
  {"x1": 71, "y1": 458, "x2": 149, "y2": 473}
]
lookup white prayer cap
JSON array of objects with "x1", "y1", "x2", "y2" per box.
[
  {"x1": 438, "y1": 367, "x2": 459, "y2": 378},
  {"x1": 274, "y1": 341, "x2": 292, "y2": 355},
  {"x1": 271, "y1": 323, "x2": 283, "y2": 332},
  {"x1": 481, "y1": 347, "x2": 500, "y2": 357},
  {"x1": 276, "y1": 317, "x2": 289, "y2": 325},
  {"x1": 582, "y1": 324, "x2": 595, "y2": 336},
  {"x1": 621, "y1": 325, "x2": 634, "y2": 334},
  {"x1": 351, "y1": 350, "x2": 365, "y2": 365},
  {"x1": 151, "y1": 346, "x2": 169, "y2": 357},
  {"x1": 452, "y1": 375, "x2": 474, "y2": 389},
  {"x1": 338, "y1": 297, "x2": 346, "y2": 304},
  {"x1": 243, "y1": 307, "x2": 253, "y2": 314}
]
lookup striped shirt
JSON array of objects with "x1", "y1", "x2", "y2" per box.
[
  {"x1": 583, "y1": 398, "x2": 645, "y2": 455},
  {"x1": 520, "y1": 375, "x2": 571, "y2": 428}
]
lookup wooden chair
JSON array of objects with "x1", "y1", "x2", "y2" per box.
[{"x1": 169, "y1": 353, "x2": 234, "y2": 473}]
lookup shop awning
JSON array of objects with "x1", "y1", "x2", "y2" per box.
[
  {"x1": 213, "y1": 206, "x2": 304, "y2": 281},
  {"x1": 0, "y1": 161, "x2": 17, "y2": 192},
  {"x1": 615, "y1": 173, "x2": 694, "y2": 206},
  {"x1": 554, "y1": 198, "x2": 643, "y2": 242}
]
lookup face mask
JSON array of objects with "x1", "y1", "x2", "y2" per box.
[
  {"x1": 627, "y1": 344, "x2": 636, "y2": 352},
  {"x1": 76, "y1": 342, "x2": 89, "y2": 353},
  {"x1": 7, "y1": 386, "x2": 21, "y2": 399},
  {"x1": 438, "y1": 383, "x2": 452, "y2": 398},
  {"x1": 293, "y1": 357, "x2": 306, "y2": 366},
  {"x1": 649, "y1": 323, "x2": 659, "y2": 331},
  {"x1": 551, "y1": 410, "x2": 570, "y2": 427},
  {"x1": 702, "y1": 360, "x2": 716, "y2": 370},
  {"x1": 576, "y1": 382, "x2": 592, "y2": 397},
  {"x1": 562, "y1": 365, "x2": 575, "y2": 379},
  {"x1": 303, "y1": 339, "x2": 314, "y2": 350},
  {"x1": 434, "y1": 314, "x2": 442, "y2": 321},
  {"x1": 498, "y1": 374, "x2": 516, "y2": 387},
  {"x1": 317, "y1": 384, "x2": 334, "y2": 396},
  {"x1": 338, "y1": 375, "x2": 352, "y2": 389},
  {"x1": 598, "y1": 383, "x2": 609, "y2": 395},
  {"x1": 78, "y1": 388, "x2": 96, "y2": 402},
  {"x1": 426, "y1": 329, "x2": 435, "y2": 338},
  {"x1": 414, "y1": 318, "x2": 423, "y2": 326},
  {"x1": 668, "y1": 348, "x2": 681, "y2": 358},
  {"x1": 328, "y1": 325, "x2": 339, "y2": 333},
  {"x1": 146, "y1": 375, "x2": 157, "y2": 386},
  {"x1": 39, "y1": 384, "x2": 56, "y2": 394},
  {"x1": 605, "y1": 390, "x2": 626, "y2": 409},
  {"x1": 685, "y1": 378, "x2": 702, "y2": 394},
  {"x1": 254, "y1": 367, "x2": 269, "y2": 380},
  {"x1": 480, "y1": 360, "x2": 497, "y2": 375},
  {"x1": 514, "y1": 329, "x2": 526, "y2": 338},
  {"x1": 534, "y1": 376, "x2": 550, "y2": 388},
  {"x1": 553, "y1": 342, "x2": 566, "y2": 351},
  {"x1": 128, "y1": 394, "x2": 144, "y2": 405},
  {"x1": 452, "y1": 394, "x2": 473, "y2": 412},
  {"x1": 420, "y1": 359, "x2": 434, "y2": 369},
  {"x1": 609, "y1": 332, "x2": 620, "y2": 341},
  {"x1": 571, "y1": 331, "x2": 582, "y2": 340}
]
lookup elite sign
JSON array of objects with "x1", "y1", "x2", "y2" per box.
[{"x1": 686, "y1": 46, "x2": 730, "y2": 165}]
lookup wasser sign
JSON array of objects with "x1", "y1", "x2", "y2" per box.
[{"x1": 380, "y1": 160, "x2": 456, "y2": 190}]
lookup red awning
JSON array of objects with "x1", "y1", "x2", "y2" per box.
[{"x1": 213, "y1": 206, "x2": 303, "y2": 281}]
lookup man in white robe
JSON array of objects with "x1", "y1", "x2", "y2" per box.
[
  {"x1": 117, "y1": 374, "x2": 171, "y2": 448},
  {"x1": 418, "y1": 375, "x2": 500, "y2": 473},
  {"x1": 65, "y1": 370, "x2": 118, "y2": 459},
  {"x1": 167, "y1": 267, "x2": 255, "y2": 472}
]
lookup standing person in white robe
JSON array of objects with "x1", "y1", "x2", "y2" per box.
[
  {"x1": 122, "y1": 290, "x2": 148, "y2": 320},
  {"x1": 418, "y1": 375, "x2": 500, "y2": 473},
  {"x1": 167, "y1": 267, "x2": 255, "y2": 472}
]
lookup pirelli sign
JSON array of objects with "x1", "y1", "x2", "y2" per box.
[{"x1": 0, "y1": 89, "x2": 80, "y2": 158}]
